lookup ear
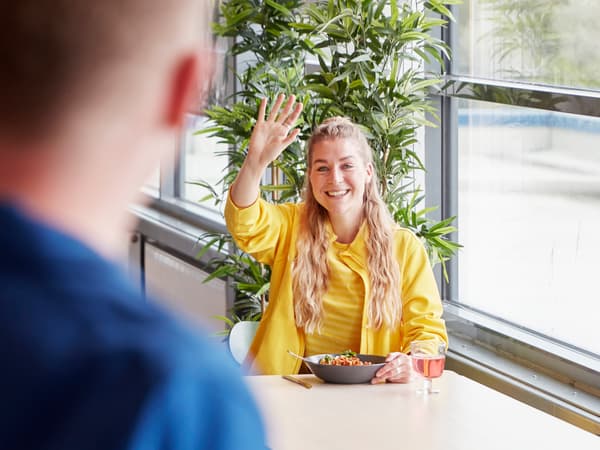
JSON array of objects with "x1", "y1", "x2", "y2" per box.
[
  {"x1": 164, "y1": 53, "x2": 201, "y2": 127},
  {"x1": 366, "y1": 162, "x2": 374, "y2": 181}
]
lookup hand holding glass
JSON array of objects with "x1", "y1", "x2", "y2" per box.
[{"x1": 410, "y1": 340, "x2": 446, "y2": 394}]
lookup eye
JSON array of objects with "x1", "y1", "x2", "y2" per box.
[
  {"x1": 316, "y1": 166, "x2": 329, "y2": 172},
  {"x1": 342, "y1": 163, "x2": 354, "y2": 169}
]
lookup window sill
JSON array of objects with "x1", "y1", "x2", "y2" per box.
[
  {"x1": 129, "y1": 200, "x2": 225, "y2": 265},
  {"x1": 445, "y1": 303, "x2": 600, "y2": 435}
]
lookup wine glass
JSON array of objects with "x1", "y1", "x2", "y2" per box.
[{"x1": 410, "y1": 340, "x2": 446, "y2": 394}]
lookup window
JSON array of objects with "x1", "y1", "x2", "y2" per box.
[
  {"x1": 457, "y1": 99, "x2": 600, "y2": 355},
  {"x1": 180, "y1": 114, "x2": 228, "y2": 214},
  {"x1": 144, "y1": 168, "x2": 160, "y2": 195},
  {"x1": 180, "y1": 36, "x2": 230, "y2": 213},
  {"x1": 440, "y1": 0, "x2": 600, "y2": 365},
  {"x1": 141, "y1": 34, "x2": 231, "y2": 226},
  {"x1": 455, "y1": 0, "x2": 600, "y2": 90}
]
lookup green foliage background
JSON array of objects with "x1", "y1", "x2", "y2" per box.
[{"x1": 195, "y1": 0, "x2": 461, "y2": 330}]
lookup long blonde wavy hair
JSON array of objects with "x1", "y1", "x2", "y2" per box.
[{"x1": 291, "y1": 117, "x2": 402, "y2": 334}]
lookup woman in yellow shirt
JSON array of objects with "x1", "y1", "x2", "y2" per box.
[{"x1": 225, "y1": 94, "x2": 447, "y2": 382}]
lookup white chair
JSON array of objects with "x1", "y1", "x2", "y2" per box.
[{"x1": 228, "y1": 320, "x2": 259, "y2": 364}]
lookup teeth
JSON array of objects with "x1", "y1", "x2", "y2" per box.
[{"x1": 327, "y1": 190, "x2": 348, "y2": 197}]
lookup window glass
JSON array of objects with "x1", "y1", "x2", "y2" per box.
[
  {"x1": 181, "y1": 114, "x2": 228, "y2": 213},
  {"x1": 143, "y1": 168, "x2": 160, "y2": 195},
  {"x1": 457, "y1": 98, "x2": 600, "y2": 356},
  {"x1": 455, "y1": 0, "x2": 600, "y2": 90},
  {"x1": 180, "y1": 35, "x2": 229, "y2": 213}
]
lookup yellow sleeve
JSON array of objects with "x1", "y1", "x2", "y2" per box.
[
  {"x1": 399, "y1": 231, "x2": 448, "y2": 352},
  {"x1": 224, "y1": 190, "x2": 293, "y2": 266}
]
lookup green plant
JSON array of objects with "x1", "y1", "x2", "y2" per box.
[
  {"x1": 203, "y1": 0, "x2": 308, "y2": 202},
  {"x1": 295, "y1": 0, "x2": 460, "y2": 270},
  {"x1": 196, "y1": 0, "x2": 460, "y2": 330},
  {"x1": 194, "y1": 0, "x2": 307, "y2": 328},
  {"x1": 197, "y1": 232, "x2": 268, "y2": 336}
]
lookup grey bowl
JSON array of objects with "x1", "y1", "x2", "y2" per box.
[{"x1": 303, "y1": 353, "x2": 387, "y2": 384}]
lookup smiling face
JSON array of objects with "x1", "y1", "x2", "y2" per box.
[{"x1": 309, "y1": 137, "x2": 373, "y2": 233}]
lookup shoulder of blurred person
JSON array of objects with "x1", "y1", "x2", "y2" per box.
[
  {"x1": 0, "y1": 203, "x2": 266, "y2": 450},
  {"x1": 0, "y1": 1, "x2": 267, "y2": 449}
]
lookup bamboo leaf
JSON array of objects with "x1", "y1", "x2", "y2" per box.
[
  {"x1": 350, "y1": 53, "x2": 372, "y2": 63},
  {"x1": 390, "y1": 0, "x2": 398, "y2": 24},
  {"x1": 264, "y1": 0, "x2": 293, "y2": 18}
]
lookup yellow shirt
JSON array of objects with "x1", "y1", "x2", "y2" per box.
[
  {"x1": 224, "y1": 193, "x2": 448, "y2": 375},
  {"x1": 304, "y1": 240, "x2": 364, "y2": 356}
]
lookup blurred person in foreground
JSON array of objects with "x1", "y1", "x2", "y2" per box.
[{"x1": 0, "y1": 1, "x2": 266, "y2": 449}]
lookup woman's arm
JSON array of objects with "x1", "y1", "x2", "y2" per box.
[
  {"x1": 230, "y1": 94, "x2": 303, "y2": 208},
  {"x1": 399, "y1": 232, "x2": 448, "y2": 348},
  {"x1": 371, "y1": 233, "x2": 446, "y2": 385}
]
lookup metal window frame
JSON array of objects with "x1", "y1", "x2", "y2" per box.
[{"x1": 427, "y1": 3, "x2": 600, "y2": 433}]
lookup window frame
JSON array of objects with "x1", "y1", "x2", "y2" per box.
[{"x1": 424, "y1": 3, "x2": 600, "y2": 432}]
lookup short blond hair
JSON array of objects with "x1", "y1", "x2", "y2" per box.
[{"x1": 0, "y1": 0, "x2": 213, "y2": 137}]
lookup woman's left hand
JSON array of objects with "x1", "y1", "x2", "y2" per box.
[{"x1": 370, "y1": 352, "x2": 412, "y2": 384}]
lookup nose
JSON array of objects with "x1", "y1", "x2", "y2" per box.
[{"x1": 330, "y1": 167, "x2": 343, "y2": 183}]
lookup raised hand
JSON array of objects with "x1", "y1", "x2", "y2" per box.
[
  {"x1": 247, "y1": 94, "x2": 303, "y2": 171},
  {"x1": 230, "y1": 94, "x2": 303, "y2": 208}
]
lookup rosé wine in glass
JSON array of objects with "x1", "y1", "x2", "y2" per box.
[{"x1": 410, "y1": 340, "x2": 446, "y2": 394}]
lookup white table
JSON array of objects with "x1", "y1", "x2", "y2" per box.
[{"x1": 246, "y1": 371, "x2": 598, "y2": 450}]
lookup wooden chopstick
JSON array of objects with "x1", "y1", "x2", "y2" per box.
[{"x1": 282, "y1": 375, "x2": 313, "y2": 389}]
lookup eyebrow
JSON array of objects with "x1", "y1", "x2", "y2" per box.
[{"x1": 313, "y1": 156, "x2": 355, "y2": 164}]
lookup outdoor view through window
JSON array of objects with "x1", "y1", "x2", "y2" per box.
[
  {"x1": 182, "y1": 114, "x2": 228, "y2": 213},
  {"x1": 455, "y1": 0, "x2": 600, "y2": 357}
]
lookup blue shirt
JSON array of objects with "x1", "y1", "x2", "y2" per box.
[{"x1": 0, "y1": 204, "x2": 267, "y2": 450}]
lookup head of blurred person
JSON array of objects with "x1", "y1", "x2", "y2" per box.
[{"x1": 0, "y1": 0, "x2": 215, "y2": 256}]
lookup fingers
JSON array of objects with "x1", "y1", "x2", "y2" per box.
[
  {"x1": 275, "y1": 95, "x2": 297, "y2": 125},
  {"x1": 264, "y1": 94, "x2": 302, "y2": 127},
  {"x1": 286, "y1": 102, "x2": 303, "y2": 127},
  {"x1": 371, "y1": 352, "x2": 412, "y2": 384},
  {"x1": 266, "y1": 93, "x2": 286, "y2": 122},
  {"x1": 256, "y1": 97, "x2": 268, "y2": 123},
  {"x1": 281, "y1": 128, "x2": 301, "y2": 148}
]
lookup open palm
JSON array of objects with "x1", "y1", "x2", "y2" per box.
[{"x1": 248, "y1": 94, "x2": 303, "y2": 170}]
